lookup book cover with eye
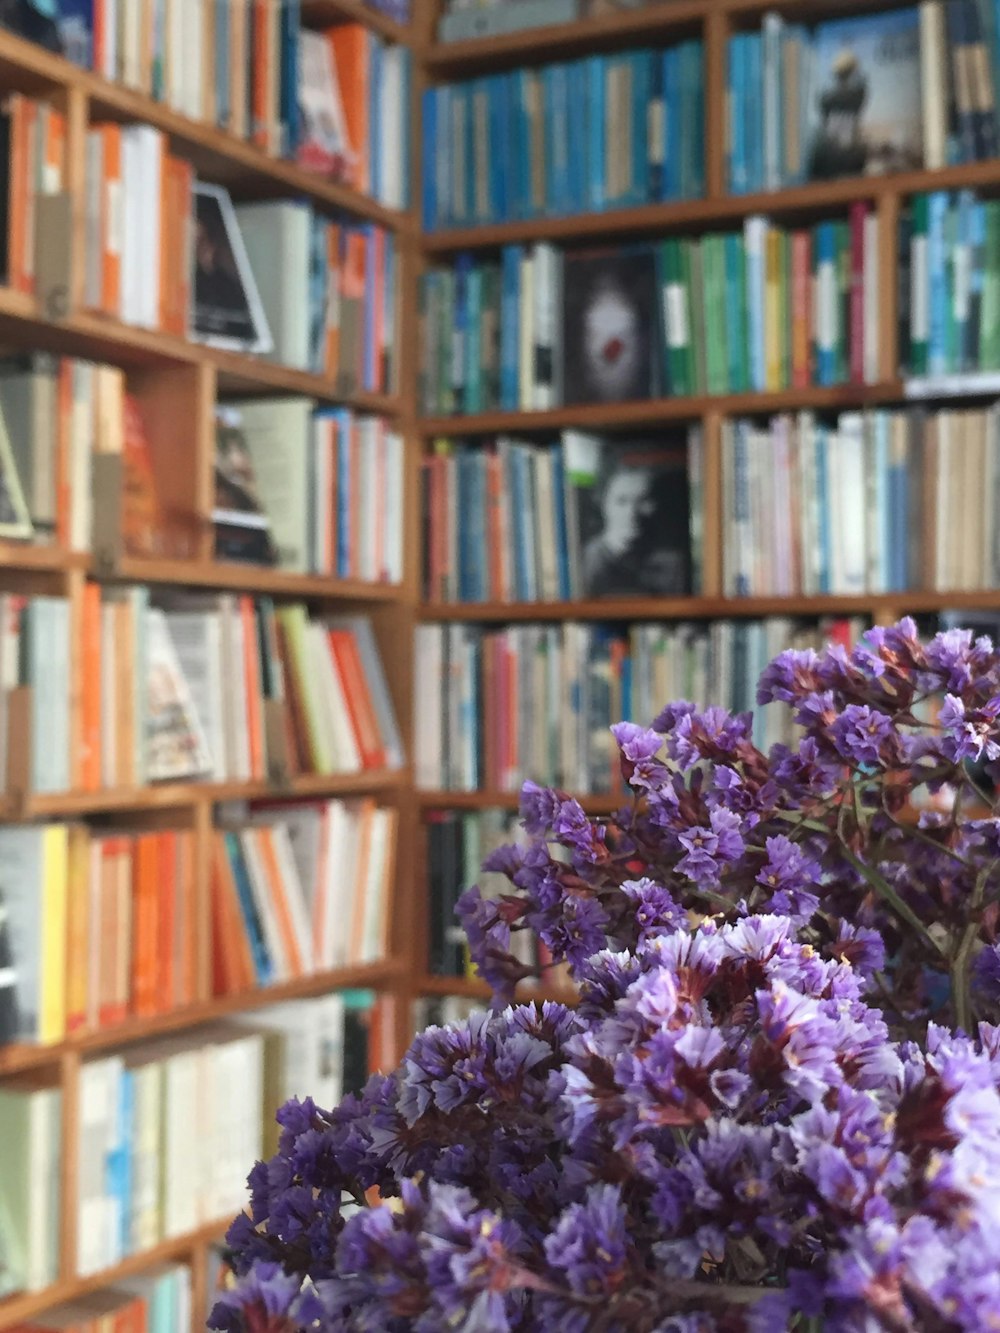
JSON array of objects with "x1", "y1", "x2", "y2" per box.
[{"x1": 561, "y1": 245, "x2": 660, "y2": 405}]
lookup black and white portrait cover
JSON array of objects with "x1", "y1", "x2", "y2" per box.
[
  {"x1": 191, "y1": 183, "x2": 272, "y2": 354},
  {"x1": 561, "y1": 246, "x2": 660, "y2": 405},
  {"x1": 564, "y1": 430, "x2": 692, "y2": 599}
]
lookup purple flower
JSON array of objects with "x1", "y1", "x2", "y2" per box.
[
  {"x1": 830, "y1": 704, "x2": 898, "y2": 767},
  {"x1": 543, "y1": 1184, "x2": 628, "y2": 1297}
]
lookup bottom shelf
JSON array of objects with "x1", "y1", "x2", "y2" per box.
[{"x1": 0, "y1": 1217, "x2": 231, "y2": 1329}]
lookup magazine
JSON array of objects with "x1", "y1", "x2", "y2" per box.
[{"x1": 191, "y1": 183, "x2": 273, "y2": 354}]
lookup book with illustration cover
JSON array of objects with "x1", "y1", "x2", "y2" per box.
[{"x1": 560, "y1": 246, "x2": 660, "y2": 405}]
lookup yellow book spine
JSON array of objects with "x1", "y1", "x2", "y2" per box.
[
  {"x1": 40, "y1": 825, "x2": 69, "y2": 1045},
  {"x1": 64, "y1": 824, "x2": 90, "y2": 1034}
]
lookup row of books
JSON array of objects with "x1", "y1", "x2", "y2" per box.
[
  {"x1": 435, "y1": 0, "x2": 651, "y2": 42},
  {"x1": 0, "y1": 824, "x2": 197, "y2": 1049},
  {"x1": 211, "y1": 798, "x2": 396, "y2": 993},
  {"x1": 419, "y1": 210, "x2": 880, "y2": 415},
  {"x1": 81, "y1": 121, "x2": 399, "y2": 384},
  {"x1": 0, "y1": 990, "x2": 379, "y2": 1290},
  {"x1": 421, "y1": 431, "x2": 696, "y2": 604},
  {"x1": 721, "y1": 407, "x2": 1000, "y2": 598},
  {"x1": 414, "y1": 617, "x2": 865, "y2": 794},
  {"x1": 10, "y1": 7, "x2": 411, "y2": 206},
  {"x1": 420, "y1": 41, "x2": 704, "y2": 230},
  {"x1": 904, "y1": 189, "x2": 1000, "y2": 378},
  {"x1": 4, "y1": 592, "x2": 402, "y2": 794},
  {"x1": 1, "y1": 94, "x2": 68, "y2": 297},
  {"x1": 216, "y1": 401, "x2": 404, "y2": 582},
  {"x1": 1, "y1": 1264, "x2": 191, "y2": 1332}
]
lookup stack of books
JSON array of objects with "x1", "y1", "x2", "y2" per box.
[
  {"x1": 1, "y1": 593, "x2": 403, "y2": 796},
  {"x1": 0, "y1": 823, "x2": 198, "y2": 1048},
  {"x1": 415, "y1": 617, "x2": 866, "y2": 794},
  {"x1": 423, "y1": 430, "x2": 696, "y2": 603},
  {"x1": 3, "y1": 13, "x2": 411, "y2": 206},
  {"x1": 211, "y1": 798, "x2": 397, "y2": 992},
  {"x1": 420, "y1": 209, "x2": 880, "y2": 414},
  {"x1": 722, "y1": 407, "x2": 1000, "y2": 597},
  {"x1": 421, "y1": 39, "x2": 704, "y2": 228},
  {"x1": 1, "y1": 94, "x2": 68, "y2": 296},
  {"x1": 10, "y1": 1267, "x2": 192, "y2": 1333}
]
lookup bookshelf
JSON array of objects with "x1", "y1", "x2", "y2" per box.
[
  {"x1": 0, "y1": 3, "x2": 423, "y2": 1329},
  {"x1": 409, "y1": 0, "x2": 1000, "y2": 1007},
  {"x1": 1, "y1": 0, "x2": 998, "y2": 1327}
]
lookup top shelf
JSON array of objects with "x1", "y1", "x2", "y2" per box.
[{"x1": 0, "y1": 28, "x2": 413, "y2": 234}]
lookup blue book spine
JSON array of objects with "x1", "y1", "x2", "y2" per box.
[
  {"x1": 109, "y1": 1068, "x2": 134, "y2": 1259},
  {"x1": 281, "y1": 0, "x2": 301, "y2": 156},
  {"x1": 473, "y1": 453, "x2": 489, "y2": 601},
  {"x1": 724, "y1": 232, "x2": 744, "y2": 391},
  {"x1": 335, "y1": 409, "x2": 352, "y2": 577},
  {"x1": 542, "y1": 66, "x2": 559, "y2": 216},
  {"x1": 746, "y1": 34, "x2": 764, "y2": 194},
  {"x1": 629, "y1": 50, "x2": 651, "y2": 206},
  {"x1": 928, "y1": 191, "x2": 950, "y2": 376},
  {"x1": 487, "y1": 76, "x2": 505, "y2": 223},
  {"x1": 453, "y1": 252, "x2": 471, "y2": 406},
  {"x1": 464, "y1": 83, "x2": 477, "y2": 224},
  {"x1": 437, "y1": 84, "x2": 452, "y2": 227},
  {"x1": 647, "y1": 48, "x2": 663, "y2": 201},
  {"x1": 514, "y1": 69, "x2": 533, "y2": 221},
  {"x1": 465, "y1": 266, "x2": 483, "y2": 414},
  {"x1": 550, "y1": 446, "x2": 571, "y2": 600},
  {"x1": 586, "y1": 56, "x2": 606, "y2": 212},
  {"x1": 500, "y1": 246, "x2": 521, "y2": 409},
  {"x1": 661, "y1": 47, "x2": 677, "y2": 200},
  {"x1": 816, "y1": 427, "x2": 831, "y2": 594},
  {"x1": 729, "y1": 35, "x2": 746, "y2": 194},
  {"x1": 566, "y1": 61, "x2": 587, "y2": 214},
  {"x1": 815, "y1": 222, "x2": 837, "y2": 386},
  {"x1": 422, "y1": 88, "x2": 437, "y2": 230},
  {"x1": 55, "y1": 1, "x2": 94, "y2": 68},
  {"x1": 745, "y1": 223, "x2": 767, "y2": 391},
  {"x1": 554, "y1": 63, "x2": 572, "y2": 215},
  {"x1": 684, "y1": 41, "x2": 705, "y2": 198}
]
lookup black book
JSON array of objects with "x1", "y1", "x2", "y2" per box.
[
  {"x1": 561, "y1": 246, "x2": 660, "y2": 405},
  {"x1": 342, "y1": 1006, "x2": 371, "y2": 1099},
  {"x1": 0, "y1": 886, "x2": 19, "y2": 1045}
]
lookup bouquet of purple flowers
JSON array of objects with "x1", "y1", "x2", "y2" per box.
[{"x1": 212, "y1": 619, "x2": 1000, "y2": 1331}]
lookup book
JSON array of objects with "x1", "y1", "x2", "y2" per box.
[
  {"x1": 561, "y1": 246, "x2": 659, "y2": 404},
  {"x1": 191, "y1": 182, "x2": 272, "y2": 354},
  {"x1": 212, "y1": 407, "x2": 279, "y2": 567}
]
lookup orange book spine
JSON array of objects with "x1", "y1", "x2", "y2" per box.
[
  {"x1": 209, "y1": 840, "x2": 234, "y2": 997},
  {"x1": 155, "y1": 830, "x2": 177, "y2": 1014},
  {"x1": 44, "y1": 107, "x2": 65, "y2": 192},
  {"x1": 252, "y1": 0, "x2": 269, "y2": 149},
  {"x1": 211, "y1": 834, "x2": 254, "y2": 994},
  {"x1": 79, "y1": 583, "x2": 103, "y2": 791},
  {"x1": 64, "y1": 824, "x2": 91, "y2": 1034},
  {"x1": 327, "y1": 28, "x2": 369, "y2": 194},
  {"x1": 791, "y1": 229, "x2": 812, "y2": 390},
  {"x1": 177, "y1": 832, "x2": 198, "y2": 1006},
  {"x1": 240, "y1": 596, "x2": 264, "y2": 780},
  {"x1": 100, "y1": 124, "x2": 123, "y2": 316},
  {"x1": 328, "y1": 630, "x2": 385, "y2": 769},
  {"x1": 131, "y1": 833, "x2": 159, "y2": 1018},
  {"x1": 97, "y1": 837, "x2": 122, "y2": 1027}
]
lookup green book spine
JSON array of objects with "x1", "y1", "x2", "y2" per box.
[
  {"x1": 982, "y1": 200, "x2": 1000, "y2": 369},
  {"x1": 729, "y1": 231, "x2": 749, "y2": 392},
  {"x1": 704, "y1": 235, "x2": 727, "y2": 395},
  {"x1": 665, "y1": 238, "x2": 692, "y2": 395},
  {"x1": 944, "y1": 200, "x2": 958, "y2": 374},
  {"x1": 465, "y1": 267, "x2": 483, "y2": 414},
  {"x1": 688, "y1": 239, "x2": 708, "y2": 395}
]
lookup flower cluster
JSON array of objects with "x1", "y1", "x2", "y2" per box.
[{"x1": 213, "y1": 621, "x2": 1000, "y2": 1331}]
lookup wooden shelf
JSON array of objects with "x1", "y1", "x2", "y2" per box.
[
  {"x1": 0, "y1": 287, "x2": 403, "y2": 411},
  {"x1": 0, "y1": 958, "x2": 406, "y2": 1078},
  {"x1": 302, "y1": 0, "x2": 412, "y2": 45},
  {"x1": 0, "y1": 28, "x2": 412, "y2": 233},
  {"x1": 110, "y1": 557, "x2": 404, "y2": 602},
  {"x1": 0, "y1": 1217, "x2": 232, "y2": 1328},
  {"x1": 418, "y1": 382, "x2": 904, "y2": 436},
  {"x1": 421, "y1": 156, "x2": 1000, "y2": 254},
  {"x1": 418, "y1": 591, "x2": 1000, "y2": 623},
  {"x1": 417, "y1": 789, "x2": 628, "y2": 813},
  {"x1": 416, "y1": 973, "x2": 577, "y2": 1004},
  {"x1": 9, "y1": 767, "x2": 407, "y2": 821}
]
